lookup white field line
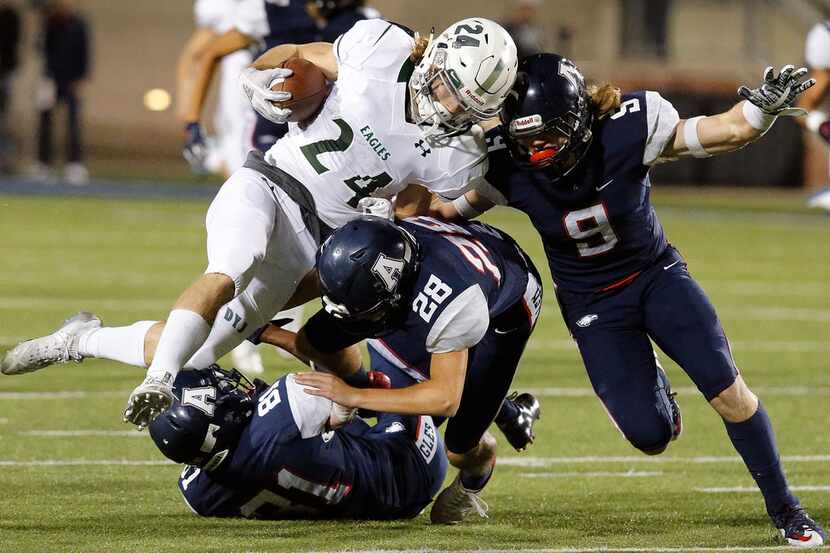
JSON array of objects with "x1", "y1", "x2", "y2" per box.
[
  {"x1": 696, "y1": 485, "x2": 830, "y2": 493},
  {"x1": 0, "y1": 390, "x2": 128, "y2": 400},
  {"x1": 524, "y1": 386, "x2": 830, "y2": 398},
  {"x1": 499, "y1": 455, "x2": 830, "y2": 467},
  {"x1": 313, "y1": 547, "x2": 802, "y2": 553},
  {"x1": 526, "y1": 339, "x2": 830, "y2": 353},
  {"x1": 18, "y1": 430, "x2": 142, "y2": 437},
  {"x1": 0, "y1": 459, "x2": 173, "y2": 467},
  {"x1": 0, "y1": 418, "x2": 7, "y2": 423},
  {"x1": 520, "y1": 470, "x2": 662, "y2": 478}
]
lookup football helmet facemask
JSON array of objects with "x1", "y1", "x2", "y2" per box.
[{"x1": 409, "y1": 18, "x2": 518, "y2": 143}]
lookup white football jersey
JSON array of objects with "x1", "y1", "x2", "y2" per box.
[
  {"x1": 264, "y1": 20, "x2": 489, "y2": 229},
  {"x1": 806, "y1": 21, "x2": 830, "y2": 115},
  {"x1": 193, "y1": 0, "x2": 236, "y2": 33}
]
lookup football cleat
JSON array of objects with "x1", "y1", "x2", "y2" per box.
[
  {"x1": 496, "y1": 392, "x2": 541, "y2": 451},
  {"x1": 772, "y1": 506, "x2": 826, "y2": 547},
  {"x1": 656, "y1": 365, "x2": 682, "y2": 441},
  {"x1": 806, "y1": 186, "x2": 830, "y2": 212},
  {"x1": 430, "y1": 473, "x2": 489, "y2": 525},
  {"x1": 123, "y1": 373, "x2": 175, "y2": 429},
  {"x1": 230, "y1": 341, "x2": 264, "y2": 375},
  {"x1": 1, "y1": 312, "x2": 101, "y2": 375}
]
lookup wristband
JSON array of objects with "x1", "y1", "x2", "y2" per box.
[
  {"x1": 741, "y1": 101, "x2": 777, "y2": 132},
  {"x1": 451, "y1": 194, "x2": 481, "y2": 219},
  {"x1": 682, "y1": 116, "x2": 711, "y2": 158}
]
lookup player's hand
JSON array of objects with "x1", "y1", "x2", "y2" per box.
[
  {"x1": 240, "y1": 66, "x2": 293, "y2": 124},
  {"x1": 295, "y1": 371, "x2": 361, "y2": 407},
  {"x1": 738, "y1": 65, "x2": 815, "y2": 117},
  {"x1": 123, "y1": 373, "x2": 175, "y2": 429},
  {"x1": 182, "y1": 122, "x2": 209, "y2": 174}
]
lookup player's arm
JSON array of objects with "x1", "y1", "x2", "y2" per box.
[
  {"x1": 661, "y1": 65, "x2": 815, "y2": 160},
  {"x1": 175, "y1": 27, "x2": 217, "y2": 123},
  {"x1": 251, "y1": 42, "x2": 337, "y2": 80},
  {"x1": 296, "y1": 350, "x2": 468, "y2": 417}
]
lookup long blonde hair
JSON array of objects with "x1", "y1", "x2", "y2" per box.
[
  {"x1": 587, "y1": 83, "x2": 622, "y2": 119},
  {"x1": 410, "y1": 32, "x2": 431, "y2": 63}
]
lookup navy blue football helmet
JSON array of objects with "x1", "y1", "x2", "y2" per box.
[
  {"x1": 149, "y1": 366, "x2": 256, "y2": 471},
  {"x1": 500, "y1": 53, "x2": 594, "y2": 179},
  {"x1": 317, "y1": 216, "x2": 420, "y2": 336}
]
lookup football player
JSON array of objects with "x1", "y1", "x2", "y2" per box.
[
  {"x1": 1, "y1": 19, "x2": 520, "y2": 439},
  {"x1": 801, "y1": 19, "x2": 830, "y2": 211},
  {"x1": 305, "y1": 0, "x2": 381, "y2": 43},
  {"x1": 149, "y1": 365, "x2": 447, "y2": 519},
  {"x1": 426, "y1": 54, "x2": 825, "y2": 546},
  {"x1": 256, "y1": 215, "x2": 543, "y2": 524}
]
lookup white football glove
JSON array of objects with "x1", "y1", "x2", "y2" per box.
[
  {"x1": 738, "y1": 64, "x2": 815, "y2": 117},
  {"x1": 358, "y1": 197, "x2": 394, "y2": 220},
  {"x1": 123, "y1": 372, "x2": 175, "y2": 430},
  {"x1": 240, "y1": 66, "x2": 294, "y2": 124}
]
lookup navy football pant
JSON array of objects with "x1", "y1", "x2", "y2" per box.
[
  {"x1": 557, "y1": 247, "x2": 738, "y2": 453},
  {"x1": 369, "y1": 299, "x2": 534, "y2": 456}
]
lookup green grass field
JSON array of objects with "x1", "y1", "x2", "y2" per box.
[{"x1": 1, "y1": 188, "x2": 829, "y2": 552}]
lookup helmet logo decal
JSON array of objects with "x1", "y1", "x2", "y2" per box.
[
  {"x1": 557, "y1": 59, "x2": 583, "y2": 90},
  {"x1": 510, "y1": 114, "x2": 544, "y2": 134},
  {"x1": 372, "y1": 253, "x2": 405, "y2": 293},
  {"x1": 182, "y1": 386, "x2": 216, "y2": 416}
]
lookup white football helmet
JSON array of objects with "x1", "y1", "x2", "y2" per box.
[{"x1": 409, "y1": 18, "x2": 518, "y2": 142}]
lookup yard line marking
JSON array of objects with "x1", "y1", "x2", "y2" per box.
[
  {"x1": 313, "y1": 547, "x2": 801, "y2": 552},
  {"x1": 0, "y1": 459, "x2": 173, "y2": 467},
  {"x1": 0, "y1": 390, "x2": 128, "y2": 400},
  {"x1": 18, "y1": 430, "x2": 142, "y2": 437},
  {"x1": 0, "y1": 418, "x2": 8, "y2": 424},
  {"x1": 696, "y1": 485, "x2": 830, "y2": 493},
  {"x1": 520, "y1": 470, "x2": 662, "y2": 478},
  {"x1": 525, "y1": 386, "x2": 830, "y2": 397},
  {"x1": 499, "y1": 455, "x2": 830, "y2": 466},
  {"x1": 526, "y1": 340, "x2": 830, "y2": 353}
]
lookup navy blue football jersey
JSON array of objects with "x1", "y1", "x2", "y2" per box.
[
  {"x1": 316, "y1": 8, "x2": 378, "y2": 43},
  {"x1": 368, "y1": 217, "x2": 541, "y2": 381},
  {"x1": 484, "y1": 91, "x2": 680, "y2": 293},
  {"x1": 177, "y1": 374, "x2": 446, "y2": 520},
  {"x1": 262, "y1": 0, "x2": 316, "y2": 49}
]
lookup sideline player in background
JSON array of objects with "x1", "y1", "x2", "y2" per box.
[
  {"x1": 428, "y1": 54, "x2": 824, "y2": 546},
  {"x1": 259, "y1": 215, "x2": 543, "y2": 524},
  {"x1": 153, "y1": 366, "x2": 449, "y2": 519},
  {"x1": 801, "y1": 19, "x2": 830, "y2": 211}
]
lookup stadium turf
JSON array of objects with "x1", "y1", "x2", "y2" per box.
[{"x1": 0, "y1": 189, "x2": 828, "y2": 552}]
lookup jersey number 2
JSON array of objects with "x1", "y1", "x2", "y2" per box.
[
  {"x1": 300, "y1": 118, "x2": 392, "y2": 207},
  {"x1": 563, "y1": 204, "x2": 618, "y2": 257}
]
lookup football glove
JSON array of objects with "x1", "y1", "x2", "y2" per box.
[
  {"x1": 182, "y1": 122, "x2": 209, "y2": 174},
  {"x1": 737, "y1": 64, "x2": 815, "y2": 117},
  {"x1": 240, "y1": 66, "x2": 293, "y2": 124},
  {"x1": 123, "y1": 373, "x2": 175, "y2": 429}
]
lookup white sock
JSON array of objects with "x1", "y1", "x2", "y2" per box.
[
  {"x1": 147, "y1": 309, "x2": 211, "y2": 379},
  {"x1": 78, "y1": 321, "x2": 158, "y2": 368}
]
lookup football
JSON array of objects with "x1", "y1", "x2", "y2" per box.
[{"x1": 270, "y1": 57, "x2": 329, "y2": 123}]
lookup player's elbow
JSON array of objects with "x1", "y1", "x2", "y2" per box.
[{"x1": 436, "y1": 394, "x2": 461, "y2": 418}]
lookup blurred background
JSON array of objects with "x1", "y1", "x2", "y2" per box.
[{"x1": 0, "y1": 0, "x2": 828, "y2": 187}]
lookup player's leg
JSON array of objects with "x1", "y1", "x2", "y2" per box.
[
  {"x1": 431, "y1": 301, "x2": 534, "y2": 524},
  {"x1": 644, "y1": 262, "x2": 825, "y2": 546}
]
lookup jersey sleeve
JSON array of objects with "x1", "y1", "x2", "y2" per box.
[
  {"x1": 333, "y1": 19, "x2": 413, "y2": 73},
  {"x1": 284, "y1": 374, "x2": 333, "y2": 439},
  {"x1": 420, "y1": 130, "x2": 490, "y2": 201},
  {"x1": 642, "y1": 91, "x2": 680, "y2": 166},
  {"x1": 232, "y1": 0, "x2": 270, "y2": 40},
  {"x1": 806, "y1": 22, "x2": 830, "y2": 69},
  {"x1": 425, "y1": 284, "x2": 489, "y2": 353}
]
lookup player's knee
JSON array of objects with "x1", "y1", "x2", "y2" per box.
[
  {"x1": 623, "y1": 418, "x2": 673, "y2": 456},
  {"x1": 710, "y1": 375, "x2": 758, "y2": 423}
]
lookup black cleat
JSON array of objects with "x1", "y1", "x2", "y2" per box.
[
  {"x1": 496, "y1": 392, "x2": 540, "y2": 451},
  {"x1": 655, "y1": 366, "x2": 682, "y2": 441},
  {"x1": 772, "y1": 506, "x2": 826, "y2": 547}
]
